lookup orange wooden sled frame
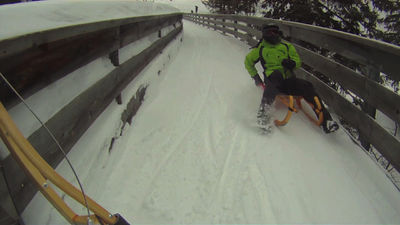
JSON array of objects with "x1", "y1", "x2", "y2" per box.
[
  {"x1": 274, "y1": 95, "x2": 324, "y2": 127},
  {"x1": 0, "y1": 102, "x2": 122, "y2": 225}
]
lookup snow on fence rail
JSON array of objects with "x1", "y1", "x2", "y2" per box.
[
  {"x1": 0, "y1": 13, "x2": 183, "y2": 217},
  {"x1": 184, "y1": 13, "x2": 400, "y2": 173}
]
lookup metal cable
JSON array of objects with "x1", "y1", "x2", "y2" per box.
[{"x1": 0, "y1": 72, "x2": 92, "y2": 224}]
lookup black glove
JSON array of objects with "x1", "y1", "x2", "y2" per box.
[
  {"x1": 281, "y1": 59, "x2": 296, "y2": 70},
  {"x1": 252, "y1": 75, "x2": 263, "y2": 86}
]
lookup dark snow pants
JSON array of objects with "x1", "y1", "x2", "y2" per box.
[{"x1": 262, "y1": 70, "x2": 332, "y2": 121}]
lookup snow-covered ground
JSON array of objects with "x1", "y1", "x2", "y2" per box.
[
  {"x1": 1, "y1": 0, "x2": 400, "y2": 224},
  {"x1": 23, "y1": 19, "x2": 400, "y2": 225}
]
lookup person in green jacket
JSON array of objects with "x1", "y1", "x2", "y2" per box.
[{"x1": 245, "y1": 23, "x2": 338, "y2": 133}]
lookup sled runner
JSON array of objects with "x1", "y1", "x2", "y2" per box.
[
  {"x1": 0, "y1": 102, "x2": 129, "y2": 225},
  {"x1": 259, "y1": 83, "x2": 324, "y2": 127},
  {"x1": 274, "y1": 95, "x2": 324, "y2": 127}
]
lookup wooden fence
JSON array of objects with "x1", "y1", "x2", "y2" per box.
[
  {"x1": 0, "y1": 13, "x2": 183, "y2": 218},
  {"x1": 184, "y1": 13, "x2": 400, "y2": 173}
]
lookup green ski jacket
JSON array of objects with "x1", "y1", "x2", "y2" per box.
[{"x1": 244, "y1": 40, "x2": 301, "y2": 79}]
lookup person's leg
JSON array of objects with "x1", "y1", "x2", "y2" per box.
[
  {"x1": 261, "y1": 70, "x2": 285, "y2": 105},
  {"x1": 257, "y1": 70, "x2": 285, "y2": 132},
  {"x1": 280, "y1": 77, "x2": 328, "y2": 117}
]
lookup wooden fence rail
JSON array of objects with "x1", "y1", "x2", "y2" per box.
[
  {"x1": 184, "y1": 13, "x2": 400, "y2": 172},
  {"x1": 0, "y1": 13, "x2": 182, "y2": 108}
]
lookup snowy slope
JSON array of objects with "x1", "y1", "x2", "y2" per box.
[{"x1": 22, "y1": 20, "x2": 400, "y2": 224}]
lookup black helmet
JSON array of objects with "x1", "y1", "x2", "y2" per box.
[
  {"x1": 262, "y1": 23, "x2": 281, "y2": 44},
  {"x1": 262, "y1": 24, "x2": 279, "y2": 32}
]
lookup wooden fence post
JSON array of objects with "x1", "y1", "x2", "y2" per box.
[
  {"x1": 246, "y1": 23, "x2": 254, "y2": 45},
  {"x1": 0, "y1": 162, "x2": 21, "y2": 225},
  {"x1": 109, "y1": 50, "x2": 119, "y2": 66},
  {"x1": 359, "y1": 64, "x2": 381, "y2": 151},
  {"x1": 222, "y1": 19, "x2": 226, "y2": 34},
  {"x1": 234, "y1": 20, "x2": 238, "y2": 38},
  {"x1": 213, "y1": 17, "x2": 216, "y2": 31}
]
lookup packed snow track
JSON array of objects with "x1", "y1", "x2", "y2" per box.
[{"x1": 23, "y1": 20, "x2": 400, "y2": 224}]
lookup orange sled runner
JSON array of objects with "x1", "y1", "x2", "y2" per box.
[
  {"x1": 274, "y1": 95, "x2": 324, "y2": 127},
  {"x1": 0, "y1": 102, "x2": 129, "y2": 225}
]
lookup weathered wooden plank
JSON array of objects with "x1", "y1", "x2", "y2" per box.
[
  {"x1": 193, "y1": 17, "x2": 226, "y2": 27},
  {"x1": 293, "y1": 43, "x2": 400, "y2": 124},
  {"x1": 286, "y1": 26, "x2": 399, "y2": 82},
  {"x1": 1, "y1": 15, "x2": 182, "y2": 109},
  {"x1": 120, "y1": 15, "x2": 181, "y2": 47},
  {"x1": 190, "y1": 16, "x2": 258, "y2": 36},
  {"x1": 0, "y1": 154, "x2": 37, "y2": 219},
  {"x1": 0, "y1": 205, "x2": 18, "y2": 225},
  {"x1": 0, "y1": 25, "x2": 182, "y2": 214},
  {"x1": 185, "y1": 17, "x2": 248, "y2": 41},
  {"x1": 0, "y1": 13, "x2": 183, "y2": 59},
  {"x1": 0, "y1": 28, "x2": 119, "y2": 108},
  {"x1": 0, "y1": 165, "x2": 20, "y2": 225},
  {"x1": 296, "y1": 68, "x2": 400, "y2": 172}
]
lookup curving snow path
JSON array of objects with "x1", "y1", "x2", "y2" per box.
[{"x1": 23, "y1": 20, "x2": 400, "y2": 224}]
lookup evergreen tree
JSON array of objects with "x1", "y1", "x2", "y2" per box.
[
  {"x1": 260, "y1": 0, "x2": 399, "y2": 46},
  {"x1": 202, "y1": 0, "x2": 399, "y2": 45},
  {"x1": 374, "y1": 0, "x2": 400, "y2": 45},
  {"x1": 202, "y1": 0, "x2": 259, "y2": 15}
]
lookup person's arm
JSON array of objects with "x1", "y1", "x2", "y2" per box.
[
  {"x1": 244, "y1": 47, "x2": 260, "y2": 77},
  {"x1": 288, "y1": 44, "x2": 301, "y2": 69}
]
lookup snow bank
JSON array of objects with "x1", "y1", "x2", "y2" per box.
[{"x1": 0, "y1": 0, "x2": 179, "y2": 40}]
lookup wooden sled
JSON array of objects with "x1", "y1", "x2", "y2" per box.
[
  {"x1": 274, "y1": 95, "x2": 324, "y2": 127},
  {"x1": 0, "y1": 102, "x2": 129, "y2": 225}
]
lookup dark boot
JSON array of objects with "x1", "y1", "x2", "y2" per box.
[
  {"x1": 321, "y1": 108, "x2": 339, "y2": 133},
  {"x1": 257, "y1": 102, "x2": 274, "y2": 133}
]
